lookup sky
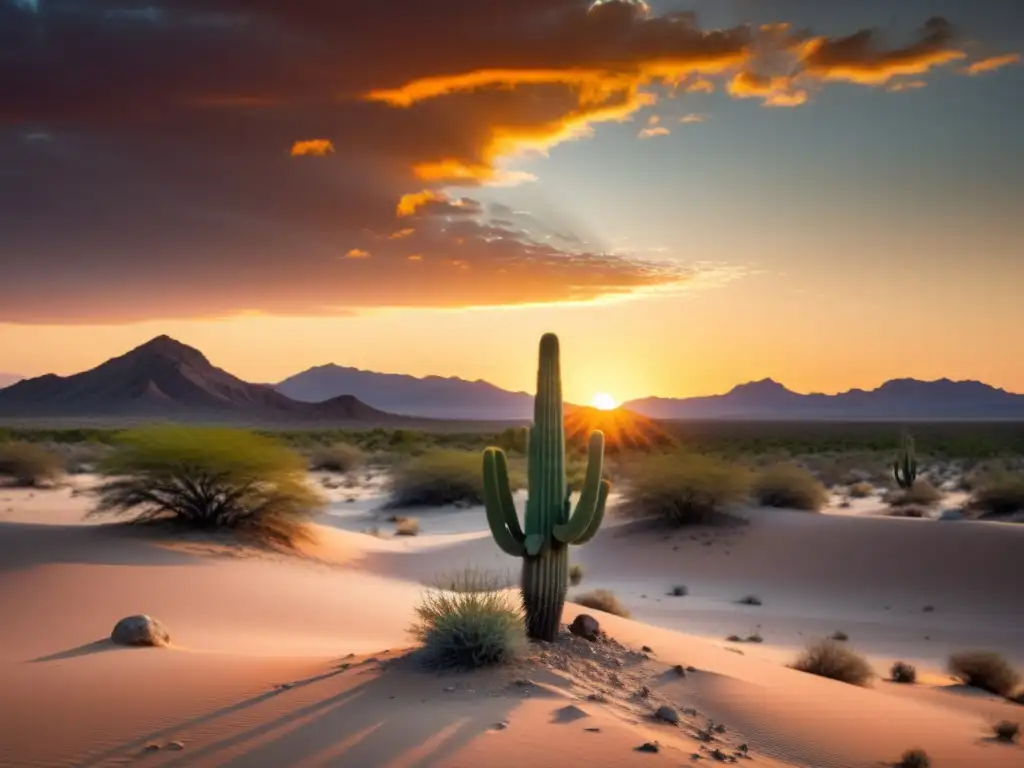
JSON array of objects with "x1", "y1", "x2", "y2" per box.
[{"x1": 1, "y1": 0, "x2": 1022, "y2": 406}]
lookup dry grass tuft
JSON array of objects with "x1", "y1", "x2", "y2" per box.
[
  {"x1": 890, "y1": 661, "x2": 917, "y2": 684},
  {"x1": 411, "y1": 570, "x2": 526, "y2": 670},
  {"x1": 752, "y1": 463, "x2": 829, "y2": 511},
  {"x1": 791, "y1": 638, "x2": 874, "y2": 686},
  {"x1": 387, "y1": 450, "x2": 523, "y2": 508},
  {"x1": 0, "y1": 441, "x2": 64, "y2": 487},
  {"x1": 947, "y1": 650, "x2": 1021, "y2": 697},
  {"x1": 887, "y1": 479, "x2": 942, "y2": 508},
  {"x1": 896, "y1": 748, "x2": 930, "y2": 768},
  {"x1": 574, "y1": 589, "x2": 631, "y2": 618},
  {"x1": 309, "y1": 442, "x2": 364, "y2": 473},
  {"x1": 618, "y1": 452, "x2": 750, "y2": 525}
]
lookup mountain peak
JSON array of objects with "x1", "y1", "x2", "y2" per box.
[
  {"x1": 727, "y1": 378, "x2": 793, "y2": 396},
  {"x1": 127, "y1": 335, "x2": 209, "y2": 366}
]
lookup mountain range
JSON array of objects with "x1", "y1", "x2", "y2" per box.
[
  {"x1": 1, "y1": 335, "x2": 1022, "y2": 423},
  {"x1": 0, "y1": 336, "x2": 410, "y2": 426}
]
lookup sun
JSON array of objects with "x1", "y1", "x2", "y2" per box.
[{"x1": 590, "y1": 392, "x2": 619, "y2": 411}]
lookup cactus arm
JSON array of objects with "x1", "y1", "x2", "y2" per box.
[
  {"x1": 493, "y1": 449, "x2": 525, "y2": 542},
  {"x1": 570, "y1": 479, "x2": 609, "y2": 545},
  {"x1": 483, "y1": 449, "x2": 526, "y2": 557},
  {"x1": 553, "y1": 431, "x2": 605, "y2": 544}
]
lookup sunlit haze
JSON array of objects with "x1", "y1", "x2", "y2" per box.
[
  {"x1": 2, "y1": 0, "x2": 1022, "y2": 403},
  {"x1": 591, "y1": 393, "x2": 620, "y2": 411}
]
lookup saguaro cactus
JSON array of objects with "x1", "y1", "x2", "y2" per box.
[
  {"x1": 893, "y1": 429, "x2": 918, "y2": 489},
  {"x1": 482, "y1": 333, "x2": 610, "y2": 641}
]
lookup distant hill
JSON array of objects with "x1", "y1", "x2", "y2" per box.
[
  {"x1": 276, "y1": 364, "x2": 536, "y2": 420},
  {"x1": 624, "y1": 378, "x2": 1024, "y2": 420},
  {"x1": 0, "y1": 336, "x2": 406, "y2": 425},
  {"x1": 0, "y1": 373, "x2": 22, "y2": 390}
]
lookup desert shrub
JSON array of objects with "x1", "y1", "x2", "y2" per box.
[
  {"x1": 791, "y1": 638, "x2": 874, "y2": 686},
  {"x1": 891, "y1": 661, "x2": 918, "y2": 684},
  {"x1": 886, "y1": 505, "x2": 928, "y2": 518},
  {"x1": 410, "y1": 576, "x2": 526, "y2": 669},
  {"x1": 751, "y1": 463, "x2": 828, "y2": 511},
  {"x1": 618, "y1": 453, "x2": 750, "y2": 525},
  {"x1": 394, "y1": 516, "x2": 420, "y2": 536},
  {"x1": 386, "y1": 449, "x2": 523, "y2": 508},
  {"x1": 830, "y1": 630, "x2": 849, "y2": 641},
  {"x1": 669, "y1": 584, "x2": 688, "y2": 597},
  {"x1": 0, "y1": 441, "x2": 64, "y2": 487},
  {"x1": 887, "y1": 479, "x2": 942, "y2": 508},
  {"x1": 993, "y1": 721, "x2": 1020, "y2": 743},
  {"x1": 569, "y1": 563, "x2": 584, "y2": 586},
  {"x1": 59, "y1": 441, "x2": 111, "y2": 474},
  {"x1": 1011, "y1": 690, "x2": 1024, "y2": 705},
  {"x1": 738, "y1": 594, "x2": 762, "y2": 606},
  {"x1": 309, "y1": 442, "x2": 364, "y2": 473},
  {"x1": 89, "y1": 426, "x2": 325, "y2": 545},
  {"x1": 970, "y1": 475, "x2": 1024, "y2": 517},
  {"x1": 897, "y1": 748, "x2": 930, "y2": 768},
  {"x1": 430, "y1": 567, "x2": 517, "y2": 593},
  {"x1": 574, "y1": 589, "x2": 631, "y2": 618},
  {"x1": 947, "y1": 650, "x2": 1021, "y2": 696},
  {"x1": 848, "y1": 481, "x2": 874, "y2": 498}
]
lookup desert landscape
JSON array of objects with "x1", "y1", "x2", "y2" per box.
[
  {"x1": 1, "y1": 333, "x2": 1023, "y2": 768},
  {"x1": 4, "y1": 1, "x2": 1024, "y2": 766}
]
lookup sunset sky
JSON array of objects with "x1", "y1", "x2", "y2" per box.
[{"x1": 2, "y1": 0, "x2": 1022, "y2": 405}]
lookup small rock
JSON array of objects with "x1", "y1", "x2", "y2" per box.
[
  {"x1": 673, "y1": 664, "x2": 686, "y2": 676},
  {"x1": 493, "y1": 720, "x2": 509, "y2": 730},
  {"x1": 166, "y1": 741, "x2": 185, "y2": 751},
  {"x1": 569, "y1": 614, "x2": 601, "y2": 642},
  {"x1": 642, "y1": 645, "x2": 653, "y2": 653},
  {"x1": 584, "y1": 727, "x2": 602, "y2": 733},
  {"x1": 635, "y1": 741, "x2": 661, "y2": 753},
  {"x1": 110, "y1": 615, "x2": 170, "y2": 647},
  {"x1": 686, "y1": 665, "x2": 697, "y2": 672},
  {"x1": 937, "y1": 508, "x2": 964, "y2": 521},
  {"x1": 275, "y1": 682, "x2": 294, "y2": 691},
  {"x1": 713, "y1": 723, "x2": 726, "y2": 733},
  {"x1": 143, "y1": 744, "x2": 161, "y2": 752},
  {"x1": 654, "y1": 705, "x2": 680, "y2": 725},
  {"x1": 444, "y1": 686, "x2": 456, "y2": 692}
]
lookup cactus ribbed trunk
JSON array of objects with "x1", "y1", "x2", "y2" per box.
[
  {"x1": 521, "y1": 334, "x2": 568, "y2": 642},
  {"x1": 482, "y1": 332, "x2": 610, "y2": 643}
]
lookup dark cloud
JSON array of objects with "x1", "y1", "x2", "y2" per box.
[{"x1": 0, "y1": 1, "x2": 1006, "y2": 323}]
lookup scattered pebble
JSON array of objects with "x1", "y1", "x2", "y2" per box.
[
  {"x1": 636, "y1": 741, "x2": 661, "y2": 753},
  {"x1": 166, "y1": 741, "x2": 185, "y2": 751}
]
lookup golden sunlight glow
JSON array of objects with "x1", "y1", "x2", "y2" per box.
[{"x1": 591, "y1": 392, "x2": 619, "y2": 410}]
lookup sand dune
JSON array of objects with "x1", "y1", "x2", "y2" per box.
[{"x1": 1, "y1": 482, "x2": 1022, "y2": 767}]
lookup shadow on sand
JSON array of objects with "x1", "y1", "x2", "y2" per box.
[
  {"x1": 27, "y1": 638, "x2": 123, "y2": 663},
  {"x1": 76, "y1": 655, "x2": 526, "y2": 767}
]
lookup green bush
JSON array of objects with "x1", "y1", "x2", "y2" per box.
[
  {"x1": 410, "y1": 574, "x2": 526, "y2": 669},
  {"x1": 309, "y1": 442, "x2": 364, "y2": 473},
  {"x1": 791, "y1": 638, "x2": 874, "y2": 686},
  {"x1": 386, "y1": 449, "x2": 523, "y2": 508},
  {"x1": 618, "y1": 453, "x2": 750, "y2": 525},
  {"x1": 89, "y1": 426, "x2": 325, "y2": 545},
  {"x1": 970, "y1": 475, "x2": 1024, "y2": 517},
  {"x1": 0, "y1": 441, "x2": 64, "y2": 487},
  {"x1": 752, "y1": 463, "x2": 828, "y2": 511},
  {"x1": 947, "y1": 650, "x2": 1020, "y2": 696},
  {"x1": 574, "y1": 589, "x2": 630, "y2": 617}
]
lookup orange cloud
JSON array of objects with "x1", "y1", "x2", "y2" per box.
[
  {"x1": 965, "y1": 53, "x2": 1021, "y2": 75},
  {"x1": 345, "y1": 248, "x2": 371, "y2": 259},
  {"x1": 680, "y1": 113, "x2": 708, "y2": 123},
  {"x1": 727, "y1": 71, "x2": 808, "y2": 107},
  {"x1": 796, "y1": 17, "x2": 965, "y2": 86},
  {"x1": 389, "y1": 228, "x2": 415, "y2": 240},
  {"x1": 887, "y1": 80, "x2": 927, "y2": 92},
  {"x1": 396, "y1": 190, "x2": 484, "y2": 218},
  {"x1": 289, "y1": 139, "x2": 335, "y2": 157}
]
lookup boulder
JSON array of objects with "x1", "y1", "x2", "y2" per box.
[
  {"x1": 569, "y1": 614, "x2": 601, "y2": 642},
  {"x1": 111, "y1": 615, "x2": 171, "y2": 647}
]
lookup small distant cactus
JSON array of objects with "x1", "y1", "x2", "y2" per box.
[
  {"x1": 482, "y1": 333, "x2": 610, "y2": 641},
  {"x1": 893, "y1": 430, "x2": 918, "y2": 490}
]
